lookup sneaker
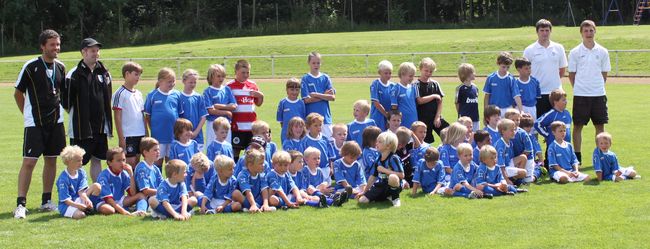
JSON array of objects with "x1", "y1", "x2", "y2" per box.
[
  {"x1": 339, "y1": 191, "x2": 349, "y2": 204},
  {"x1": 505, "y1": 191, "x2": 516, "y2": 196},
  {"x1": 468, "y1": 191, "x2": 479, "y2": 199},
  {"x1": 318, "y1": 195, "x2": 328, "y2": 208},
  {"x1": 344, "y1": 186, "x2": 353, "y2": 200},
  {"x1": 332, "y1": 193, "x2": 344, "y2": 207},
  {"x1": 516, "y1": 188, "x2": 529, "y2": 193},
  {"x1": 150, "y1": 209, "x2": 166, "y2": 220},
  {"x1": 242, "y1": 208, "x2": 249, "y2": 212},
  {"x1": 14, "y1": 205, "x2": 27, "y2": 219},
  {"x1": 39, "y1": 200, "x2": 56, "y2": 212},
  {"x1": 483, "y1": 193, "x2": 493, "y2": 199},
  {"x1": 265, "y1": 206, "x2": 277, "y2": 212},
  {"x1": 205, "y1": 209, "x2": 215, "y2": 215},
  {"x1": 391, "y1": 198, "x2": 401, "y2": 207},
  {"x1": 634, "y1": 175, "x2": 642, "y2": 179}
]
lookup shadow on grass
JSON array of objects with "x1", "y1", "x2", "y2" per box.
[
  {"x1": 353, "y1": 201, "x2": 394, "y2": 210},
  {"x1": 29, "y1": 213, "x2": 61, "y2": 223},
  {"x1": 583, "y1": 179, "x2": 601, "y2": 186},
  {"x1": 0, "y1": 211, "x2": 16, "y2": 220}
]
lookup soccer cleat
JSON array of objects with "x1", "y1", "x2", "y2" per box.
[
  {"x1": 14, "y1": 205, "x2": 27, "y2": 219},
  {"x1": 318, "y1": 195, "x2": 328, "y2": 208},
  {"x1": 205, "y1": 209, "x2": 215, "y2": 215},
  {"x1": 468, "y1": 191, "x2": 479, "y2": 199},
  {"x1": 332, "y1": 193, "x2": 344, "y2": 207},
  {"x1": 242, "y1": 208, "x2": 249, "y2": 212},
  {"x1": 265, "y1": 206, "x2": 277, "y2": 212},
  {"x1": 391, "y1": 198, "x2": 401, "y2": 207},
  {"x1": 505, "y1": 191, "x2": 516, "y2": 196},
  {"x1": 634, "y1": 175, "x2": 642, "y2": 179},
  {"x1": 483, "y1": 193, "x2": 493, "y2": 199},
  {"x1": 516, "y1": 188, "x2": 529, "y2": 193},
  {"x1": 339, "y1": 191, "x2": 349, "y2": 204},
  {"x1": 39, "y1": 200, "x2": 57, "y2": 212},
  {"x1": 344, "y1": 186, "x2": 353, "y2": 198}
]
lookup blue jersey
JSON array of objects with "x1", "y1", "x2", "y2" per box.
[
  {"x1": 482, "y1": 72, "x2": 520, "y2": 109},
  {"x1": 290, "y1": 171, "x2": 305, "y2": 191},
  {"x1": 168, "y1": 139, "x2": 200, "y2": 165},
  {"x1": 361, "y1": 147, "x2": 380, "y2": 180},
  {"x1": 472, "y1": 146, "x2": 481, "y2": 165},
  {"x1": 391, "y1": 83, "x2": 418, "y2": 127},
  {"x1": 449, "y1": 161, "x2": 478, "y2": 188},
  {"x1": 495, "y1": 138, "x2": 514, "y2": 168},
  {"x1": 276, "y1": 97, "x2": 306, "y2": 142},
  {"x1": 475, "y1": 163, "x2": 505, "y2": 186},
  {"x1": 439, "y1": 144, "x2": 459, "y2": 169},
  {"x1": 529, "y1": 132, "x2": 542, "y2": 156},
  {"x1": 180, "y1": 91, "x2": 208, "y2": 144},
  {"x1": 234, "y1": 157, "x2": 271, "y2": 178},
  {"x1": 516, "y1": 77, "x2": 541, "y2": 107},
  {"x1": 56, "y1": 169, "x2": 89, "y2": 214},
  {"x1": 302, "y1": 134, "x2": 335, "y2": 169},
  {"x1": 593, "y1": 148, "x2": 620, "y2": 181},
  {"x1": 203, "y1": 85, "x2": 236, "y2": 122},
  {"x1": 265, "y1": 142, "x2": 278, "y2": 167},
  {"x1": 96, "y1": 168, "x2": 130, "y2": 201},
  {"x1": 135, "y1": 161, "x2": 163, "y2": 192},
  {"x1": 237, "y1": 169, "x2": 268, "y2": 202},
  {"x1": 301, "y1": 166, "x2": 327, "y2": 190},
  {"x1": 204, "y1": 174, "x2": 238, "y2": 200},
  {"x1": 206, "y1": 140, "x2": 234, "y2": 161},
  {"x1": 455, "y1": 83, "x2": 480, "y2": 121},
  {"x1": 156, "y1": 179, "x2": 188, "y2": 205},
  {"x1": 282, "y1": 138, "x2": 304, "y2": 152},
  {"x1": 413, "y1": 159, "x2": 445, "y2": 193},
  {"x1": 547, "y1": 141, "x2": 579, "y2": 176},
  {"x1": 144, "y1": 89, "x2": 184, "y2": 144},
  {"x1": 267, "y1": 170, "x2": 298, "y2": 194},
  {"x1": 370, "y1": 79, "x2": 394, "y2": 130},
  {"x1": 369, "y1": 153, "x2": 404, "y2": 182},
  {"x1": 301, "y1": 73, "x2": 335, "y2": 124},
  {"x1": 409, "y1": 144, "x2": 428, "y2": 171},
  {"x1": 535, "y1": 109, "x2": 572, "y2": 146},
  {"x1": 185, "y1": 164, "x2": 216, "y2": 194},
  {"x1": 511, "y1": 127, "x2": 533, "y2": 160},
  {"x1": 330, "y1": 140, "x2": 342, "y2": 162},
  {"x1": 347, "y1": 119, "x2": 377, "y2": 146},
  {"x1": 484, "y1": 126, "x2": 501, "y2": 146},
  {"x1": 333, "y1": 159, "x2": 366, "y2": 190}
]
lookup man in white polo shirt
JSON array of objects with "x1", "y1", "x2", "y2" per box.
[
  {"x1": 568, "y1": 20, "x2": 611, "y2": 164},
  {"x1": 523, "y1": 19, "x2": 568, "y2": 120}
]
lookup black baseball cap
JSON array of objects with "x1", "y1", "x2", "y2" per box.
[
  {"x1": 80, "y1": 38, "x2": 102, "y2": 50},
  {"x1": 249, "y1": 136, "x2": 267, "y2": 149}
]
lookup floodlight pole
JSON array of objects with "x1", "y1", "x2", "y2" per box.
[{"x1": 564, "y1": 0, "x2": 576, "y2": 26}]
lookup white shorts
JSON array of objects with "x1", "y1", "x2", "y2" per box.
[
  {"x1": 321, "y1": 124, "x2": 333, "y2": 141},
  {"x1": 63, "y1": 197, "x2": 84, "y2": 218},
  {"x1": 96, "y1": 196, "x2": 125, "y2": 210},
  {"x1": 208, "y1": 198, "x2": 227, "y2": 209},
  {"x1": 205, "y1": 120, "x2": 232, "y2": 151},
  {"x1": 158, "y1": 143, "x2": 171, "y2": 159},
  {"x1": 472, "y1": 121, "x2": 480, "y2": 132},
  {"x1": 553, "y1": 171, "x2": 589, "y2": 182},
  {"x1": 522, "y1": 105, "x2": 537, "y2": 120},
  {"x1": 504, "y1": 159, "x2": 521, "y2": 177},
  {"x1": 610, "y1": 167, "x2": 636, "y2": 181},
  {"x1": 321, "y1": 167, "x2": 332, "y2": 185}
]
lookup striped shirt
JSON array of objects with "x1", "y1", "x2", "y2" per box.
[{"x1": 227, "y1": 80, "x2": 259, "y2": 132}]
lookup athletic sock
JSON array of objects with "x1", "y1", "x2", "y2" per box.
[
  {"x1": 42, "y1": 192, "x2": 52, "y2": 205},
  {"x1": 17, "y1": 197, "x2": 26, "y2": 207},
  {"x1": 575, "y1": 152, "x2": 582, "y2": 164}
]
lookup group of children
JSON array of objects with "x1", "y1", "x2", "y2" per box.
[{"x1": 55, "y1": 51, "x2": 638, "y2": 220}]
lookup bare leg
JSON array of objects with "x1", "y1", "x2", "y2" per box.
[
  {"x1": 572, "y1": 124, "x2": 584, "y2": 154},
  {"x1": 90, "y1": 157, "x2": 102, "y2": 182},
  {"x1": 42, "y1": 157, "x2": 58, "y2": 194},
  {"x1": 17, "y1": 158, "x2": 38, "y2": 198},
  {"x1": 594, "y1": 124, "x2": 605, "y2": 138}
]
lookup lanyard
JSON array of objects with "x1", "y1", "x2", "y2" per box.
[{"x1": 40, "y1": 57, "x2": 56, "y2": 94}]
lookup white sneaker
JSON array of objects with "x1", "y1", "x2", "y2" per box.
[
  {"x1": 150, "y1": 209, "x2": 165, "y2": 220},
  {"x1": 14, "y1": 205, "x2": 27, "y2": 219},
  {"x1": 39, "y1": 200, "x2": 56, "y2": 212},
  {"x1": 205, "y1": 209, "x2": 216, "y2": 215},
  {"x1": 391, "y1": 198, "x2": 401, "y2": 207},
  {"x1": 468, "y1": 191, "x2": 479, "y2": 199}
]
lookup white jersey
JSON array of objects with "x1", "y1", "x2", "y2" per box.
[
  {"x1": 568, "y1": 42, "x2": 611, "y2": 97},
  {"x1": 112, "y1": 85, "x2": 146, "y2": 137},
  {"x1": 523, "y1": 40, "x2": 568, "y2": 95}
]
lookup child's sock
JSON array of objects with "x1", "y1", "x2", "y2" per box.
[
  {"x1": 575, "y1": 152, "x2": 582, "y2": 164},
  {"x1": 305, "y1": 200, "x2": 321, "y2": 207},
  {"x1": 17, "y1": 197, "x2": 26, "y2": 207},
  {"x1": 453, "y1": 191, "x2": 469, "y2": 198},
  {"x1": 41, "y1": 192, "x2": 52, "y2": 205}
]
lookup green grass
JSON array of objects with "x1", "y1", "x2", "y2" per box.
[
  {"x1": 0, "y1": 26, "x2": 649, "y2": 82},
  {"x1": 1, "y1": 78, "x2": 649, "y2": 248}
]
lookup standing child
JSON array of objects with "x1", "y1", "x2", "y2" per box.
[
  {"x1": 333, "y1": 141, "x2": 366, "y2": 198},
  {"x1": 301, "y1": 113, "x2": 335, "y2": 182},
  {"x1": 593, "y1": 132, "x2": 638, "y2": 182},
  {"x1": 358, "y1": 132, "x2": 404, "y2": 207},
  {"x1": 276, "y1": 78, "x2": 306, "y2": 144},
  {"x1": 95, "y1": 147, "x2": 146, "y2": 216},
  {"x1": 203, "y1": 64, "x2": 237, "y2": 148},
  {"x1": 201, "y1": 155, "x2": 244, "y2": 214},
  {"x1": 267, "y1": 151, "x2": 304, "y2": 208},
  {"x1": 144, "y1": 68, "x2": 183, "y2": 167},
  {"x1": 347, "y1": 99, "x2": 377, "y2": 146},
  {"x1": 113, "y1": 62, "x2": 146, "y2": 168},
  {"x1": 370, "y1": 60, "x2": 395, "y2": 130},
  {"x1": 179, "y1": 69, "x2": 208, "y2": 151},
  {"x1": 237, "y1": 149, "x2": 274, "y2": 213},
  {"x1": 514, "y1": 58, "x2": 541, "y2": 119},
  {"x1": 360, "y1": 126, "x2": 382, "y2": 181},
  {"x1": 169, "y1": 118, "x2": 201, "y2": 166},
  {"x1": 134, "y1": 137, "x2": 164, "y2": 213},
  {"x1": 206, "y1": 117, "x2": 234, "y2": 160},
  {"x1": 444, "y1": 143, "x2": 488, "y2": 199},
  {"x1": 483, "y1": 105, "x2": 502, "y2": 144},
  {"x1": 56, "y1": 145, "x2": 101, "y2": 219},
  {"x1": 149, "y1": 160, "x2": 198, "y2": 220},
  {"x1": 331, "y1": 123, "x2": 348, "y2": 161},
  {"x1": 282, "y1": 117, "x2": 306, "y2": 152},
  {"x1": 411, "y1": 147, "x2": 446, "y2": 196},
  {"x1": 535, "y1": 88, "x2": 572, "y2": 147},
  {"x1": 301, "y1": 52, "x2": 336, "y2": 139},
  {"x1": 475, "y1": 145, "x2": 519, "y2": 197},
  {"x1": 547, "y1": 121, "x2": 590, "y2": 183},
  {"x1": 414, "y1": 58, "x2": 449, "y2": 143},
  {"x1": 228, "y1": 60, "x2": 264, "y2": 161},
  {"x1": 494, "y1": 119, "x2": 528, "y2": 185},
  {"x1": 251, "y1": 120, "x2": 278, "y2": 167},
  {"x1": 391, "y1": 62, "x2": 418, "y2": 128},
  {"x1": 455, "y1": 63, "x2": 480, "y2": 131},
  {"x1": 483, "y1": 52, "x2": 523, "y2": 116}
]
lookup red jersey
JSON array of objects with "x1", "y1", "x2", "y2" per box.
[{"x1": 227, "y1": 79, "x2": 259, "y2": 132}]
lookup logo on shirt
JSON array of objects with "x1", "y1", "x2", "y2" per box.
[
  {"x1": 283, "y1": 108, "x2": 291, "y2": 112},
  {"x1": 241, "y1": 97, "x2": 254, "y2": 103},
  {"x1": 154, "y1": 100, "x2": 162, "y2": 104},
  {"x1": 466, "y1": 98, "x2": 478, "y2": 104}
]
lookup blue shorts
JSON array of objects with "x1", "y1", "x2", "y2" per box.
[
  {"x1": 89, "y1": 195, "x2": 103, "y2": 210},
  {"x1": 242, "y1": 197, "x2": 263, "y2": 209},
  {"x1": 276, "y1": 194, "x2": 296, "y2": 207}
]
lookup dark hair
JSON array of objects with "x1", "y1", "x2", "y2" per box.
[
  {"x1": 361, "y1": 126, "x2": 382, "y2": 148},
  {"x1": 473, "y1": 130, "x2": 491, "y2": 144},
  {"x1": 519, "y1": 114, "x2": 535, "y2": 128},
  {"x1": 496, "y1": 52, "x2": 514, "y2": 66},
  {"x1": 122, "y1": 62, "x2": 143, "y2": 78},
  {"x1": 106, "y1": 147, "x2": 124, "y2": 162},
  {"x1": 39, "y1": 29, "x2": 60, "y2": 46},
  {"x1": 514, "y1": 57, "x2": 531, "y2": 69},
  {"x1": 535, "y1": 19, "x2": 553, "y2": 32},
  {"x1": 424, "y1": 147, "x2": 440, "y2": 162}
]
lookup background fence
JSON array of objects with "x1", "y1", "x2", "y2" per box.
[{"x1": 1, "y1": 50, "x2": 648, "y2": 82}]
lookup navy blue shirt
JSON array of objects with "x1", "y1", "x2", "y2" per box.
[{"x1": 455, "y1": 83, "x2": 480, "y2": 122}]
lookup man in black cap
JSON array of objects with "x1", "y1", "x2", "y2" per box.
[{"x1": 62, "y1": 38, "x2": 113, "y2": 182}]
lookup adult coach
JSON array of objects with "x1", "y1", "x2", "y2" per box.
[
  {"x1": 523, "y1": 19, "x2": 568, "y2": 119},
  {"x1": 568, "y1": 20, "x2": 611, "y2": 164},
  {"x1": 62, "y1": 38, "x2": 113, "y2": 181},
  {"x1": 13, "y1": 30, "x2": 66, "y2": 218}
]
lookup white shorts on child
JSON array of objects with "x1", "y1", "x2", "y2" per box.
[
  {"x1": 522, "y1": 105, "x2": 537, "y2": 120},
  {"x1": 321, "y1": 124, "x2": 333, "y2": 141},
  {"x1": 63, "y1": 197, "x2": 84, "y2": 218},
  {"x1": 158, "y1": 143, "x2": 171, "y2": 159},
  {"x1": 505, "y1": 159, "x2": 520, "y2": 178},
  {"x1": 610, "y1": 167, "x2": 636, "y2": 181},
  {"x1": 208, "y1": 198, "x2": 226, "y2": 209},
  {"x1": 553, "y1": 171, "x2": 589, "y2": 182},
  {"x1": 321, "y1": 167, "x2": 332, "y2": 185},
  {"x1": 96, "y1": 196, "x2": 125, "y2": 210}
]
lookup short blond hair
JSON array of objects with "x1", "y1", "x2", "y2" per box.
[
  {"x1": 244, "y1": 149, "x2": 265, "y2": 167},
  {"x1": 60, "y1": 145, "x2": 85, "y2": 165},
  {"x1": 457, "y1": 143, "x2": 473, "y2": 156},
  {"x1": 497, "y1": 119, "x2": 516, "y2": 134},
  {"x1": 444, "y1": 122, "x2": 468, "y2": 145},
  {"x1": 207, "y1": 64, "x2": 226, "y2": 85},
  {"x1": 214, "y1": 155, "x2": 235, "y2": 171},
  {"x1": 377, "y1": 131, "x2": 398, "y2": 153},
  {"x1": 395, "y1": 127, "x2": 412, "y2": 146},
  {"x1": 272, "y1": 151, "x2": 292, "y2": 165},
  {"x1": 213, "y1": 117, "x2": 231, "y2": 132},
  {"x1": 457, "y1": 63, "x2": 475, "y2": 82},
  {"x1": 157, "y1": 67, "x2": 176, "y2": 81},
  {"x1": 340, "y1": 141, "x2": 362, "y2": 158},
  {"x1": 596, "y1": 131, "x2": 612, "y2": 144},
  {"x1": 480, "y1": 145, "x2": 497, "y2": 163},
  {"x1": 378, "y1": 60, "x2": 393, "y2": 73},
  {"x1": 190, "y1": 152, "x2": 211, "y2": 172},
  {"x1": 305, "y1": 113, "x2": 324, "y2": 128},
  {"x1": 580, "y1": 20, "x2": 596, "y2": 32},
  {"x1": 165, "y1": 159, "x2": 187, "y2": 178},
  {"x1": 504, "y1": 108, "x2": 521, "y2": 120},
  {"x1": 410, "y1": 121, "x2": 427, "y2": 132},
  {"x1": 251, "y1": 120, "x2": 270, "y2": 136},
  {"x1": 332, "y1": 123, "x2": 348, "y2": 134},
  {"x1": 303, "y1": 146, "x2": 322, "y2": 159},
  {"x1": 182, "y1": 68, "x2": 199, "y2": 81},
  {"x1": 398, "y1": 62, "x2": 417, "y2": 77},
  {"x1": 419, "y1": 57, "x2": 437, "y2": 72},
  {"x1": 353, "y1": 99, "x2": 371, "y2": 115},
  {"x1": 457, "y1": 116, "x2": 472, "y2": 126},
  {"x1": 308, "y1": 51, "x2": 321, "y2": 63}
]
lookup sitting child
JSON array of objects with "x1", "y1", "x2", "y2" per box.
[
  {"x1": 169, "y1": 118, "x2": 201, "y2": 165},
  {"x1": 475, "y1": 145, "x2": 519, "y2": 196},
  {"x1": 267, "y1": 151, "x2": 304, "y2": 209},
  {"x1": 149, "y1": 159, "x2": 198, "y2": 220},
  {"x1": 95, "y1": 147, "x2": 146, "y2": 216},
  {"x1": 288, "y1": 150, "x2": 329, "y2": 208},
  {"x1": 330, "y1": 123, "x2": 348, "y2": 161},
  {"x1": 252, "y1": 120, "x2": 278, "y2": 167},
  {"x1": 282, "y1": 117, "x2": 306, "y2": 152},
  {"x1": 473, "y1": 130, "x2": 491, "y2": 165},
  {"x1": 593, "y1": 132, "x2": 638, "y2": 182},
  {"x1": 186, "y1": 153, "x2": 216, "y2": 203},
  {"x1": 483, "y1": 105, "x2": 501, "y2": 144},
  {"x1": 56, "y1": 145, "x2": 101, "y2": 219},
  {"x1": 201, "y1": 155, "x2": 244, "y2": 214},
  {"x1": 547, "y1": 121, "x2": 590, "y2": 184},
  {"x1": 347, "y1": 99, "x2": 377, "y2": 146},
  {"x1": 494, "y1": 119, "x2": 527, "y2": 185},
  {"x1": 444, "y1": 143, "x2": 489, "y2": 199},
  {"x1": 359, "y1": 132, "x2": 404, "y2": 207},
  {"x1": 360, "y1": 126, "x2": 382, "y2": 181},
  {"x1": 411, "y1": 147, "x2": 445, "y2": 196},
  {"x1": 206, "y1": 117, "x2": 234, "y2": 160},
  {"x1": 302, "y1": 147, "x2": 346, "y2": 206},
  {"x1": 134, "y1": 137, "x2": 164, "y2": 213},
  {"x1": 237, "y1": 149, "x2": 274, "y2": 213},
  {"x1": 333, "y1": 141, "x2": 366, "y2": 198}
]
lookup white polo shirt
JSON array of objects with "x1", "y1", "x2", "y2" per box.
[
  {"x1": 523, "y1": 40, "x2": 568, "y2": 95},
  {"x1": 568, "y1": 42, "x2": 611, "y2": 97}
]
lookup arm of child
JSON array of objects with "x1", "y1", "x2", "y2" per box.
[
  {"x1": 514, "y1": 96, "x2": 523, "y2": 113},
  {"x1": 415, "y1": 94, "x2": 440, "y2": 105},
  {"x1": 377, "y1": 166, "x2": 404, "y2": 179},
  {"x1": 483, "y1": 93, "x2": 491, "y2": 110},
  {"x1": 64, "y1": 199, "x2": 87, "y2": 210},
  {"x1": 161, "y1": 201, "x2": 183, "y2": 220},
  {"x1": 291, "y1": 188, "x2": 304, "y2": 205},
  {"x1": 372, "y1": 100, "x2": 388, "y2": 118},
  {"x1": 125, "y1": 165, "x2": 137, "y2": 196},
  {"x1": 462, "y1": 182, "x2": 482, "y2": 197},
  {"x1": 363, "y1": 175, "x2": 376, "y2": 194},
  {"x1": 411, "y1": 182, "x2": 420, "y2": 196},
  {"x1": 200, "y1": 195, "x2": 209, "y2": 214},
  {"x1": 500, "y1": 167, "x2": 513, "y2": 185},
  {"x1": 144, "y1": 114, "x2": 151, "y2": 134},
  {"x1": 430, "y1": 183, "x2": 443, "y2": 196},
  {"x1": 434, "y1": 97, "x2": 444, "y2": 128},
  {"x1": 107, "y1": 197, "x2": 131, "y2": 215},
  {"x1": 192, "y1": 116, "x2": 207, "y2": 139},
  {"x1": 261, "y1": 188, "x2": 273, "y2": 211},
  {"x1": 250, "y1": 90, "x2": 264, "y2": 106},
  {"x1": 216, "y1": 199, "x2": 232, "y2": 213},
  {"x1": 79, "y1": 190, "x2": 93, "y2": 210},
  {"x1": 243, "y1": 190, "x2": 259, "y2": 213},
  {"x1": 141, "y1": 188, "x2": 157, "y2": 197},
  {"x1": 114, "y1": 109, "x2": 125, "y2": 149},
  {"x1": 179, "y1": 195, "x2": 190, "y2": 219}
]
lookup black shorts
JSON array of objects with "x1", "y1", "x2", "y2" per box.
[
  {"x1": 536, "y1": 94, "x2": 553, "y2": 117},
  {"x1": 70, "y1": 134, "x2": 108, "y2": 165},
  {"x1": 363, "y1": 180, "x2": 402, "y2": 202},
  {"x1": 23, "y1": 123, "x2": 66, "y2": 158},
  {"x1": 231, "y1": 131, "x2": 253, "y2": 150},
  {"x1": 572, "y1": 96, "x2": 609, "y2": 126},
  {"x1": 125, "y1": 136, "x2": 144, "y2": 157}
]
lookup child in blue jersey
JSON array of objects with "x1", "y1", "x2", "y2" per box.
[
  {"x1": 475, "y1": 145, "x2": 518, "y2": 196},
  {"x1": 455, "y1": 63, "x2": 480, "y2": 130},
  {"x1": 444, "y1": 143, "x2": 488, "y2": 199},
  {"x1": 203, "y1": 64, "x2": 237, "y2": 148},
  {"x1": 535, "y1": 89, "x2": 572, "y2": 147},
  {"x1": 200, "y1": 155, "x2": 244, "y2": 214},
  {"x1": 252, "y1": 120, "x2": 278, "y2": 167},
  {"x1": 149, "y1": 160, "x2": 198, "y2": 220},
  {"x1": 234, "y1": 137, "x2": 271, "y2": 177},
  {"x1": 331, "y1": 123, "x2": 348, "y2": 161},
  {"x1": 302, "y1": 147, "x2": 347, "y2": 207},
  {"x1": 206, "y1": 117, "x2": 234, "y2": 160},
  {"x1": 593, "y1": 132, "x2": 638, "y2": 182},
  {"x1": 169, "y1": 118, "x2": 200, "y2": 165},
  {"x1": 439, "y1": 123, "x2": 468, "y2": 179},
  {"x1": 180, "y1": 69, "x2": 208, "y2": 150},
  {"x1": 56, "y1": 145, "x2": 101, "y2": 219},
  {"x1": 494, "y1": 119, "x2": 528, "y2": 186},
  {"x1": 301, "y1": 113, "x2": 335, "y2": 183},
  {"x1": 547, "y1": 121, "x2": 590, "y2": 183},
  {"x1": 144, "y1": 68, "x2": 184, "y2": 167},
  {"x1": 408, "y1": 122, "x2": 429, "y2": 171},
  {"x1": 237, "y1": 149, "x2": 274, "y2": 213},
  {"x1": 360, "y1": 126, "x2": 382, "y2": 180},
  {"x1": 514, "y1": 58, "x2": 541, "y2": 119},
  {"x1": 347, "y1": 99, "x2": 377, "y2": 146},
  {"x1": 504, "y1": 109, "x2": 536, "y2": 183},
  {"x1": 268, "y1": 151, "x2": 304, "y2": 208},
  {"x1": 483, "y1": 52, "x2": 523, "y2": 116},
  {"x1": 387, "y1": 110, "x2": 402, "y2": 134},
  {"x1": 283, "y1": 117, "x2": 306, "y2": 152},
  {"x1": 483, "y1": 105, "x2": 502, "y2": 143},
  {"x1": 277, "y1": 78, "x2": 306, "y2": 144},
  {"x1": 391, "y1": 62, "x2": 418, "y2": 128},
  {"x1": 333, "y1": 141, "x2": 366, "y2": 198},
  {"x1": 472, "y1": 130, "x2": 492, "y2": 165},
  {"x1": 301, "y1": 52, "x2": 336, "y2": 139},
  {"x1": 370, "y1": 60, "x2": 395, "y2": 130},
  {"x1": 395, "y1": 127, "x2": 419, "y2": 188},
  {"x1": 411, "y1": 147, "x2": 446, "y2": 196},
  {"x1": 134, "y1": 137, "x2": 164, "y2": 212},
  {"x1": 359, "y1": 132, "x2": 404, "y2": 207},
  {"x1": 288, "y1": 150, "x2": 329, "y2": 208},
  {"x1": 186, "y1": 153, "x2": 216, "y2": 202},
  {"x1": 95, "y1": 147, "x2": 146, "y2": 216},
  {"x1": 520, "y1": 115, "x2": 546, "y2": 179},
  {"x1": 457, "y1": 116, "x2": 475, "y2": 144}
]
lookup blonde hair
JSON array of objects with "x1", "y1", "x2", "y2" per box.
[
  {"x1": 234, "y1": 59, "x2": 250, "y2": 72},
  {"x1": 353, "y1": 99, "x2": 371, "y2": 115},
  {"x1": 173, "y1": 118, "x2": 193, "y2": 140},
  {"x1": 410, "y1": 121, "x2": 427, "y2": 132},
  {"x1": 419, "y1": 57, "x2": 437, "y2": 72},
  {"x1": 139, "y1": 137, "x2": 159, "y2": 154},
  {"x1": 377, "y1": 132, "x2": 398, "y2": 153},
  {"x1": 305, "y1": 113, "x2": 324, "y2": 128},
  {"x1": 398, "y1": 62, "x2": 417, "y2": 77},
  {"x1": 165, "y1": 159, "x2": 187, "y2": 178},
  {"x1": 340, "y1": 141, "x2": 362, "y2": 158},
  {"x1": 596, "y1": 131, "x2": 612, "y2": 144},
  {"x1": 156, "y1": 67, "x2": 176, "y2": 88},
  {"x1": 456, "y1": 143, "x2": 473, "y2": 156},
  {"x1": 303, "y1": 146, "x2": 322, "y2": 159},
  {"x1": 272, "y1": 151, "x2": 292, "y2": 165},
  {"x1": 504, "y1": 108, "x2": 521, "y2": 120},
  {"x1": 497, "y1": 119, "x2": 516, "y2": 134},
  {"x1": 61, "y1": 145, "x2": 85, "y2": 165},
  {"x1": 457, "y1": 116, "x2": 473, "y2": 126},
  {"x1": 395, "y1": 127, "x2": 412, "y2": 146},
  {"x1": 251, "y1": 120, "x2": 270, "y2": 136},
  {"x1": 214, "y1": 155, "x2": 235, "y2": 171},
  {"x1": 308, "y1": 51, "x2": 321, "y2": 63},
  {"x1": 206, "y1": 64, "x2": 226, "y2": 85},
  {"x1": 332, "y1": 123, "x2": 348, "y2": 134},
  {"x1": 244, "y1": 149, "x2": 265, "y2": 167},
  {"x1": 213, "y1": 117, "x2": 231, "y2": 132},
  {"x1": 457, "y1": 63, "x2": 475, "y2": 82},
  {"x1": 444, "y1": 123, "x2": 468, "y2": 145},
  {"x1": 479, "y1": 145, "x2": 497, "y2": 163},
  {"x1": 580, "y1": 20, "x2": 596, "y2": 32},
  {"x1": 378, "y1": 60, "x2": 393, "y2": 73},
  {"x1": 190, "y1": 152, "x2": 211, "y2": 172},
  {"x1": 182, "y1": 68, "x2": 199, "y2": 81},
  {"x1": 286, "y1": 117, "x2": 306, "y2": 140}
]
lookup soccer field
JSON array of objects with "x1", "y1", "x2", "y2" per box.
[{"x1": 1, "y1": 78, "x2": 649, "y2": 248}]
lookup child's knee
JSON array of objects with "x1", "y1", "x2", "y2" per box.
[
  {"x1": 148, "y1": 197, "x2": 159, "y2": 207},
  {"x1": 388, "y1": 174, "x2": 400, "y2": 187},
  {"x1": 558, "y1": 176, "x2": 569, "y2": 184},
  {"x1": 99, "y1": 205, "x2": 115, "y2": 215},
  {"x1": 231, "y1": 202, "x2": 242, "y2": 211},
  {"x1": 231, "y1": 190, "x2": 244, "y2": 202},
  {"x1": 72, "y1": 210, "x2": 86, "y2": 219},
  {"x1": 269, "y1": 196, "x2": 280, "y2": 206},
  {"x1": 188, "y1": 196, "x2": 198, "y2": 206},
  {"x1": 358, "y1": 196, "x2": 369, "y2": 203}
]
